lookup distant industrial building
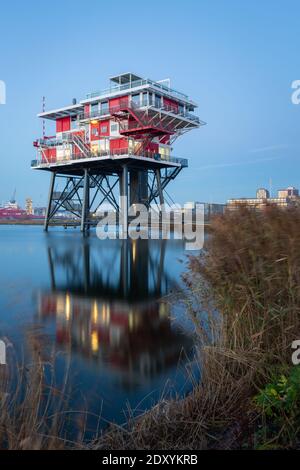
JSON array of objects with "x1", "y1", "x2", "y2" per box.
[
  {"x1": 182, "y1": 202, "x2": 225, "y2": 222},
  {"x1": 227, "y1": 186, "x2": 300, "y2": 211},
  {"x1": 33, "y1": 207, "x2": 46, "y2": 217},
  {"x1": 25, "y1": 197, "x2": 33, "y2": 215}
]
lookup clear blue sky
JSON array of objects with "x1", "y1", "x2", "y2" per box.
[{"x1": 0, "y1": 0, "x2": 300, "y2": 206}]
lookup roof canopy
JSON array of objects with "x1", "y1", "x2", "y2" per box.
[{"x1": 109, "y1": 73, "x2": 143, "y2": 85}]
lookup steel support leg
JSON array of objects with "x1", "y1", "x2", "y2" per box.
[
  {"x1": 81, "y1": 169, "x2": 90, "y2": 233},
  {"x1": 156, "y1": 169, "x2": 164, "y2": 206},
  {"x1": 44, "y1": 172, "x2": 56, "y2": 231},
  {"x1": 120, "y1": 164, "x2": 128, "y2": 237}
]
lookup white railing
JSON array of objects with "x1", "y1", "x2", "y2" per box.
[
  {"x1": 31, "y1": 149, "x2": 188, "y2": 168},
  {"x1": 86, "y1": 78, "x2": 190, "y2": 102}
]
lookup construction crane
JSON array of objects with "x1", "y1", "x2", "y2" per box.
[{"x1": 10, "y1": 188, "x2": 16, "y2": 204}]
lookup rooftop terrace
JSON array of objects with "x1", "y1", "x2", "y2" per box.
[{"x1": 85, "y1": 73, "x2": 193, "y2": 103}]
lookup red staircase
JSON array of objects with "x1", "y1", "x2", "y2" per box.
[{"x1": 110, "y1": 100, "x2": 175, "y2": 137}]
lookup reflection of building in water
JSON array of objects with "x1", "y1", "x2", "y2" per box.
[{"x1": 37, "y1": 239, "x2": 189, "y2": 381}]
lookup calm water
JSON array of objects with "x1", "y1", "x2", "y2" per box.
[{"x1": 0, "y1": 226, "x2": 197, "y2": 436}]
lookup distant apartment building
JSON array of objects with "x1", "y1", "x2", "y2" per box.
[
  {"x1": 227, "y1": 186, "x2": 300, "y2": 211},
  {"x1": 277, "y1": 186, "x2": 299, "y2": 199},
  {"x1": 256, "y1": 188, "x2": 270, "y2": 199}
]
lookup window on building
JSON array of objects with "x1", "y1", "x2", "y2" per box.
[
  {"x1": 99, "y1": 139, "x2": 109, "y2": 154},
  {"x1": 178, "y1": 103, "x2": 184, "y2": 114},
  {"x1": 159, "y1": 146, "x2": 170, "y2": 160},
  {"x1": 100, "y1": 125, "x2": 108, "y2": 134},
  {"x1": 142, "y1": 92, "x2": 148, "y2": 106},
  {"x1": 100, "y1": 101, "x2": 109, "y2": 114},
  {"x1": 155, "y1": 94, "x2": 161, "y2": 108},
  {"x1": 91, "y1": 103, "x2": 98, "y2": 116},
  {"x1": 110, "y1": 123, "x2": 118, "y2": 133},
  {"x1": 131, "y1": 94, "x2": 140, "y2": 106},
  {"x1": 91, "y1": 143, "x2": 99, "y2": 155}
]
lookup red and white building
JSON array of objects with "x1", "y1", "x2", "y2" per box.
[{"x1": 32, "y1": 73, "x2": 203, "y2": 231}]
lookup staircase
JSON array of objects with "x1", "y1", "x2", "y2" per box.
[
  {"x1": 111, "y1": 100, "x2": 175, "y2": 136},
  {"x1": 71, "y1": 134, "x2": 91, "y2": 158}
]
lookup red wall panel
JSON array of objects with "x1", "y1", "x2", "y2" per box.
[
  {"x1": 56, "y1": 117, "x2": 71, "y2": 133},
  {"x1": 90, "y1": 122, "x2": 100, "y2": 141},
  {"x1": 90, "y1": 119, "x2": 110, "y2": 141},
  {"x1": 110, "y1": 138, "x2": 128, "y2": 151},
  {"x1": 109, "y1": 95, "x2": 128, "y2": 111},
  {"x1": 99, "y1": 119, "x2": 110, "y2": 137},
  {"x1": 146, "y1": 142, "x2": 159, "y2": 153},
  {"x1": 42, "y1": 148, "x2": 56, "y2": 163},
  {"x1": 163, "y1": 97, "x2": 178, "y2": 113}
]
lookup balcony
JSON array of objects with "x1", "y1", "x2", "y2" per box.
[{"x1": 79, "y1": 100, "x2": 200, "y2": 124}]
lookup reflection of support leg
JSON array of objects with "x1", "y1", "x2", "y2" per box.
[
  {"x1": 47, "y1": 247, "x2": 56, "y2": 290},
  {"x1": 81, "y1": 169, "x2": 90, "y2": 233},
  {"x1": 157, "y1": 238, "x2": 166, "y2": 292},
  {"x1": 156, "y1": 169, "x2": 164, "y2": 206},
  {"x1": 120, "y1": 165, "x2": 128, "y2": 237},
  {"x1": 121, "y1": 240, "x2": 128, "y2": 296},
  {"x1": 83, "y1": 242, "x2": 90, "y2": 292},
  {"x1": 44, "y1": 172, "x2": 56, "y2": 231}
]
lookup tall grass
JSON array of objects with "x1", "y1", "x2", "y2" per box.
[
  {"x1": 95, "y1": 206, "x2": 300, "y2": 449},
  {"x1": 187, "y1": 206, "x2": 300, "y2": 368}
]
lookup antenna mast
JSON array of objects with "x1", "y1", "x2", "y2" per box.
[{"x1": 42, "y1": 96, "x2": 46, "y2": 138}]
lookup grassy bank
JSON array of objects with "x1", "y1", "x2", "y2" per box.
[
  {"x1": 95, "y1": 206, "x2": 300, "y2": 449},
  {"x1": 1, "y1": 206, "x2": 300, "y2": 449}
]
